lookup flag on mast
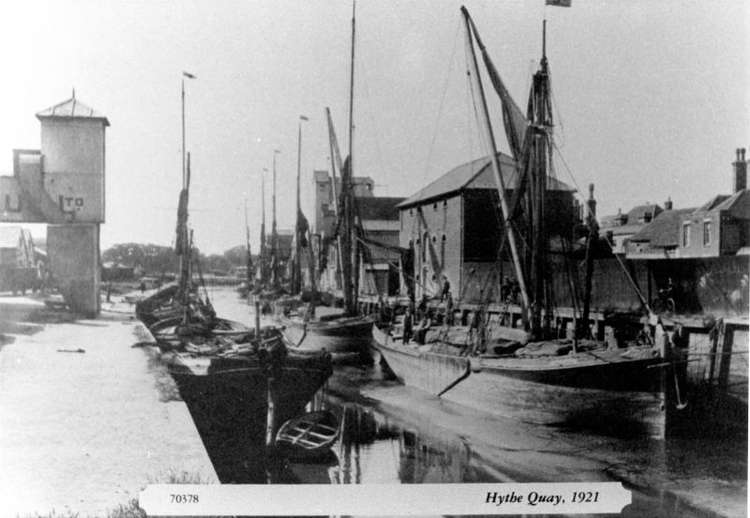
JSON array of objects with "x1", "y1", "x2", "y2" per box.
[{"x1": 183, "y1": 71, "x2": 196, "y2": 79}]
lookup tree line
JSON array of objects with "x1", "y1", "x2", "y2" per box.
[{"x1": 102, "y1": 243, "x2": 253, "y2": 275}]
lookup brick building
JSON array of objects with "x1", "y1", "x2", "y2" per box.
[{"x1": 397, "y1": 152, "x2": 576, "y2": 303}]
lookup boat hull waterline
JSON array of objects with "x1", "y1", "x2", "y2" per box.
[
  {"x1": 166, "y1": 350, "x2": 332, "y2": 482},
  {"x1": 279, "y1": 314, "x2": 375, "y2": 358},
  {"x1": 372, "y1": 325, "x2": 667, "y2": 438}
]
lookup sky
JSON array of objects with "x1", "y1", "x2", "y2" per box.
[{"x1": 0, "y1": 0, "x2": 747, "y2": 254}]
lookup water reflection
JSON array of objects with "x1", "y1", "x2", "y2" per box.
[{"x1": 188, "y1": 291, "x2": 746, "y2": 517}]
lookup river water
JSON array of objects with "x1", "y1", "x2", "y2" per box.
[{"x1": 198, "y1": 288, "x2": 747, "y2": 517}]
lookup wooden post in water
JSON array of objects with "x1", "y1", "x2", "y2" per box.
[
  {"x1": 717, "y1": 321, "x2": 734, "y2": 391},
  {"x1": 265, "y1": 376, "x2": 276, "y2": 448},
  {"x1": 254, "y1": 300, "x2": 261, "y2": 338}
]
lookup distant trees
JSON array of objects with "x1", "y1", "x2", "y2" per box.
[{"x1": 102, "y1": 242, "x2": 255, "y2": 276}]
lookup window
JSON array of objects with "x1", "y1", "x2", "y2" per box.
[
  {"x1": 682, "y1": 222, "x2": 691, "y2": 247},
  {"x1": 5, "y1": 194, "x2": 21, "y2": 212},
  {"x1": 703, "y1": 220, "x2": 712, "y2": 246}
]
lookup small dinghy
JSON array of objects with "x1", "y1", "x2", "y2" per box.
[{"x1": 275, "y1": 410, "x2": 340, "y2": 461}]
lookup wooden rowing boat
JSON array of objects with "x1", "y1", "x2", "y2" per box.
[{"x1": 275, "y1": 410, "x2": 340, "y2": 461}]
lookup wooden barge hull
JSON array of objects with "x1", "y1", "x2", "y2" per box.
[
  {"x1": 279, "y1": 315, "x2": 375, "y2": 358},
  {"x1": 167, "y1": 352, "x2": 332, "y2": 482},
  {"x1": 372, "y1": 326, "x2": 667, "y2": 438}
]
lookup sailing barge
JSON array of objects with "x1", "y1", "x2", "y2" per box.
[
  {"x1": 279, "y1": 5, "x2": 375, "y2": 359},
  {"x1": 373, "y1": 7, "x2": 674, "y2": 438},
  {"x1": 138, "y1": 145, "x2": 333, "y2": 481}
]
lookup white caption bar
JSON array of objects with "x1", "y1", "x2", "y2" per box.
[{"x1": 140, "y1": 482, "x2": 630, "y2": 516}]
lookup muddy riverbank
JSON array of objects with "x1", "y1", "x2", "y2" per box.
[{"x1": 0, "y1": 288, "x2": 745, "y2": 517}]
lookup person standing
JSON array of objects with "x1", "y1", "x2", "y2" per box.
[
  {"x1": 440, "y1": 275, "x2": 451, "y2": 302},
  {"x1": 402, "y1": 307, "x2": 414, "y2": 344},
  {"x1": 445, "y1": 291, "x2": 455, "y2": 326},
  {"x1": 414, "y1": 312, "x2": 431, "y2": 344}
]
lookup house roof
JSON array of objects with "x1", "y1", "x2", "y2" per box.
[
  {"x1": 398, "y1": 153, "x2": 574, "y2": 209},
  {"x1": 355, "y1": 196, "x2": 405, "y2": 221},
  {"x1": 712, "y1": 190, "x2": 750, "y2": 218},
  {"x1": 626, "y1": 203, "x2": 662, "y2": 223},
  {"x1": 629, "y1": 208, "x2": 696, "y2": 247},
  {"x1": 36, "y1": 95, "x2": 110, "y2": 126},
  {"x1": 696, "y1": 194, "x2": 731, "y2": 212}
]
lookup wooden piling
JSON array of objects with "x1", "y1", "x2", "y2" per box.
[
  {"x1": 265, "y1": 377, "x2": 276, "y2": 447},
  {"x1": 254, "y1": 300, "x2": 261, "y2": 337}
]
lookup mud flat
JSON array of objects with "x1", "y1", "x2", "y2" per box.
[{"x1": 0, "y1": 301, "x2": 216, "y2": 517}]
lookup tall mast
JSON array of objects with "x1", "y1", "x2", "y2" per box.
[
  {"x1": 245, "y1": 198, "x2": 253, "y2": 288},
  {"x1": 528, "y1": 20, "x2": 554, "y2": 338},
  {"x1": 295, "y1": 121, "x2": 302, "y2": 293},
  {"x1": 272, "y1": 149, "x2": 279, "y2": 287},
  {"x1": 344, "y1": 0, "x2": 359, "y2": 313},
  {"x1": 461, "y1": 7, "x2": 530, "y2": 318},
  {"x1": 260, "y1": 169, "x2": 267, "y2": 283},
  {"x1": 181, "y1": 79, "x2": 186, "y2": 188},
  {"x1": 180, "y1": 152, "x2": 192, "y2": 322},
  {"x1": 295, "y1": 116, "x2": 308, "y2": 294}
]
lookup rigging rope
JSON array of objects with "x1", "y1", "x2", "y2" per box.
[
  {"x1": 551, "y1": 141, "x2": 650, "y2": 309},
  {"x1": 423, "y1": 17, "x2": 463, "y2": 180}
]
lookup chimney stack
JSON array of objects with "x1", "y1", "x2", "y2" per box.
[
  {"x1": 587, "y1": 183, "x2": 597, "y2": 224},
  {"x1": 664, "y1": 197, "x2": 673, "y2": 210},
  {"x1": 734, "y1": 148, "x2": 747, "y2": 193}
]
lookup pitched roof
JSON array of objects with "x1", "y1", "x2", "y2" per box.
[
  {"x1": 629, "y1": 208, "x2": 695, "y2": 247},
  {"x1": 696, "y1": 194, "x2": 731, "y2": 212},
  {"x1": 355, "y1": 196, "x2": 405, "y2": 221},
  {"x1": 712, "y1": 190, "x2": 750, "y2": 218},
  {"x1": 626, "y1": 203, "x2": 662, "y2": 223},
  {"x1": 36, "y1": 96, "x2": 110, "y2": 126},
  {"x1": 398, "y1": 153, "x2": 574, "y2": 209}
]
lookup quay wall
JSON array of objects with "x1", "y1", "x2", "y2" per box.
[{"x1": 418, "y1": 256, "x2": 748, "y2": 317}]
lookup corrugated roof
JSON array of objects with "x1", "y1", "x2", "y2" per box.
[
  {"x1": 629, "y1": 208, "x2": 695, "y2": 247},
  {"x1": 36, "y1": 96, "x2": 109, "y2": 126},
  {"x1": 0, "y1": 226, "x2": 21, "y2": 248},
  {"x1": 398, "y1": 153, "x2": 574, "y2": 209},
  {"x1": 355, "y1": 196, "x2": 405, "y2": 221}
]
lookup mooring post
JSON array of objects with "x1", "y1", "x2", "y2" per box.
[
  {"x1": 718, "y1": 321, "x2": 734, "y2": 391},
  {"x1": 265, "y1": 376, "x2": 276, "y2": 447},
  {"x1": 255, "y1": 300, "x2": 261, "y2": 337}
]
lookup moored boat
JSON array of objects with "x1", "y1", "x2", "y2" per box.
[
  {"x1": 372, "y1": 7, "x2": 676, "y2": 438},
  {"x1": 137, "y1": 126, "x2": 333, "y2": 480},
  {"x1": 372, "y1": 324, "x2": 666, "y2": 437},
  {"x1": 275, "y1": 410, "x2": 341, "y2": 461},
  {"x1": 279, "y1": 311, "x2": 375, "y2": 358},
  {"x1": 278, "y1": 4, "x2": 377, "y2": 360},
  {"x1": 161, "y1": 327, "x2": 332, "y2": 481}
]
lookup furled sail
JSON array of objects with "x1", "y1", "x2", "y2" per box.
[
  {"x1": 464, "y1": 11, "x2": 529, "y2": 161},
  {"x1": 175, "y1": 188, "x2": 189, "y2": 255}
]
